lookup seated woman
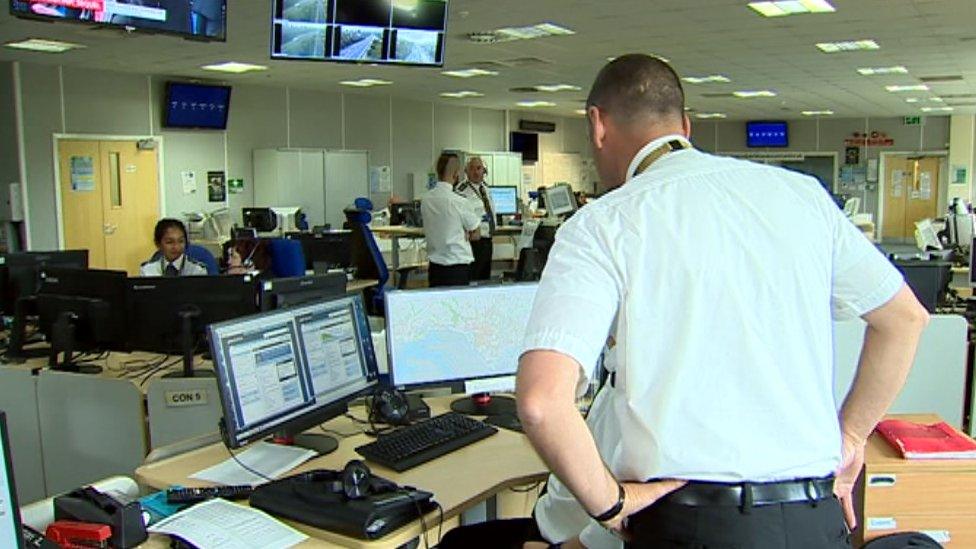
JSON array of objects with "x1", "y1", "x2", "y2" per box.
[
  {"x1": 139, "y1": 219, "x2": 209, "y2": 277},
  {"x1": 222, "y1": 238, "x2": 272, "y2": 278}
]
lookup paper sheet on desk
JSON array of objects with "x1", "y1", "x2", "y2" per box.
[
  {"x1": 190, "y1": 442, "x2": 315, "y2": 486},
  {"x1": 148, "y1": 498, "x2": 307, "y2": 549}
]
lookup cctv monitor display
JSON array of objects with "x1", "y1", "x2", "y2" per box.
[
  {"x1": 488, "y1": 186, "x2": 519, "y2": 216},
  {"x1": 746, "y1": 121, "x2": 789, "y2": 148},
  {"x1": 271, "y1": 0, "x2": 447, "y2": 66},
  {"x1": 164, "y1": 82, "x2": 231, "y2": 130},
  {"x1": 9, "y1": 0, "x2": 226, "y2": 41}
]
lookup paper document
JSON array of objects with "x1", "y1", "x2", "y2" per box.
[
  {"x1": 190, "y1": 442, "x2": 315, "y2": 486},
  {"x1": 148, "y1": 498, "x2": 307, "y2": 549}
]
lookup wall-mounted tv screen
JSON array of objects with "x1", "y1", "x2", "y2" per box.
[
  {"x1": 746, "y1": 121, "x2": 789, "y2": 148},
  {"x1": 510, "y1": 131, "x2": 539, "y2": 162},
  {"x1": 271, "y1": 0, "x2": 447, "y2": 66},
  {"x1": 164, "y1": 82, "x2": 231, "y2": 130},
  {"x1": 9, "y1": 0, "x2": 226, "y2": 41}
]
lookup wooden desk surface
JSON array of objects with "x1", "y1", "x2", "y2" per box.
[
  {"x1": 370, "y1": 225, "x2": 425, "y2": 237},
  {"x1": 866, "y1": 413, "x2": 976, "y2": 473},
  {"x1": 346, "y1": 278, "x2": 379, "y2": 293},
  {"x1": 135, "y1": 396, "x2": 547, "y2": 548}
]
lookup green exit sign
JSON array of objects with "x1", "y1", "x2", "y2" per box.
[{"x1": 904, "y1": 116, "x2": 922, "y2": 126}]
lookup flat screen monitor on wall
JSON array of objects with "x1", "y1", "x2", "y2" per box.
[
  {"x1": 9, "y1": 0, "x2": 227, "y2": 41},
  {"x1": 746, "y1": 121, "x2": 789, "y2": 148},
  {"x1": 510, "y1": 132, "x2": 539, "y2": 162},
  {"x1": 164, "y1": 82, "x2": 232, "y2": 130},
  {"x1": 271, "y1": 0, "x2": 447, "y2": 67}
]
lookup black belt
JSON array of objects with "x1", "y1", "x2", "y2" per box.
[{"x1": 664, "y1": 476, "x2": 834, "y2": 508}]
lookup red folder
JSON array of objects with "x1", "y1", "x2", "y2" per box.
[{"x1": 876, "y1": 419, "x2": 976, "y2": 459}]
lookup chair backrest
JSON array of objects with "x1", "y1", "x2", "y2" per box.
[
  {"x1": 348, "y1": 223, "x2": 389, "y2": 313},
  {"x1": 515, "y1": 248, "x2": 544, "y2": 281},
  {"x1": 185, "y1": 243, "x2": 218, "y2": 275},
  {"x1": 862, "y1": 532, "x2": 943, "y2": 548},
  {"x1": 843, "y1": 196, "x2": 861, "y2": 217},
  {"x1": 267, "y1": 238, "x2": 307, "y2": 278}
]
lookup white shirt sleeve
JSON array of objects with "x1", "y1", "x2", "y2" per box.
[
  {"x1": 456, "y1": 197, "x2": 482, "y2": 232},
  {"x1": 522, "y1": 214, "x2": 619, "y2": 386},
  {"x1": 829, "y1": 202, "x2": 904, "y2": 320}
]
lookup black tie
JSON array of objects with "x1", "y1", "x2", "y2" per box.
[
  {"x1": 164, "y1": 263, "x2": 179, "y2": 277},
  {"x1": 478, "y1": 186, "x2": 496, "y2": 234}
]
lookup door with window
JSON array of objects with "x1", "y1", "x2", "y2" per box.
[
  {"x1": 882, "y1": 155, "x2": 941, "y2": 242},
  {"x1": 57, "y1": 140, "x2": 160, "y2": 275}
]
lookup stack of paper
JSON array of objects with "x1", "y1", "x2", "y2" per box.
[
  {"x1": 148, "y1": 498, "x2": 307, "y2": 549},
  {"x1": 190, "y1": 442, "x2": 316, "y2": 486}
]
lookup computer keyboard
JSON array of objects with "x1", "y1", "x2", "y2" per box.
[
  {"x1": 355, "y1": 412, "x2": 498, "y2": 472},
  {"x1": 166, "y1": 485, "x2": 253, "y2": 504}
]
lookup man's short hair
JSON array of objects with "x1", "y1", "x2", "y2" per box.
[
  {"x1": 586, "y1": 54, "x2": 685, "y2": 125},
  {"x1": 436, "y1": 152, "x2": 460, "y2": 180},
  {"x1": 466, "y1": 156, "x2": 484, "y2": 169}
]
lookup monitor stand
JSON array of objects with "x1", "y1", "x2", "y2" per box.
[
  {"x1": 450, "y1": 393, "x2": 516, "y2": 416},
  {"x1": 49, "y1": 311, "x2": 101, "y2": 375},
  {"x1": 271, "y1": 433, "x2": 339, "y2": 456},
  {"x1": 163, "y1": 306, "x2": 214, "y2": 379}
]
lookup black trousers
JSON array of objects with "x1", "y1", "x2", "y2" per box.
[
  {"x1": 470, "y1": 238, "x2": 494, "y2": 281},
  {"x1": 626, "y1": 495, "x2": 851, "y2": 548},
  {"x1": 438, "y1": 518, "x2": 542, "y2": 549},
  {"x1": 428, "y1": 262, "x2": 472, "y2": 287}
]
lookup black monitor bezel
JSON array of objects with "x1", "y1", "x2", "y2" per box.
[
  {"x1": 259, "y1": 273, "x2": 347, "y2": 311},
  {"x1": 0, "y1": 250, "x2": 89, "y2": 316},
  {"x1": 209, "y1": 294, "x2": 379, "y2": 449},
  {"x1": 36, "y1": 267, "x2": 129, "y2": 351},
  {"x1": 487, "y1": 185, "x2": 519, "y2": 216},
  {"x1": 0, "y1": 411, "x2": 24, "y2": 549}
]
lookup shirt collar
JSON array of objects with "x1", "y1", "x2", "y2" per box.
[
  {"x1": 435, "y1": 181, "x2": 455, "y2": 192},
  {"x1": 163, "y1": 255, "x2": 185, "y2": 270},
  {"x1": 625, "y1": 134, "x2": 692, "y2": 183}
]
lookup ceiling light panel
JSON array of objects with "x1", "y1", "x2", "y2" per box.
[
  {"x1": 442, "y1": 68, "x2": 498, "y2": 78},
  {"x1": 682, "y1": 75, "x2": 731, "y2": 84},
  {"x1": 339, "y1": 79, "x2": 392, "y2": 87},
  {"x1": 517, "y1": 100, "x2": 556, "y2": 108},
  {"x1": 921, "y1": 107, "x2": 953, "y2": 112},
  {"x1": 802, "y1": 110, "x2": 834, "y2": 116},
  {"x1": 749, "y1": 0, "x2": 835, "y2": 17},
  {"x1": 4, "y1": 38, "x2": 85, "y2": 53},
  {"x1": 696, "y1": 113, "x2": 727, "y2": 119},
  {"x1": 201, "y1": 62, "x2": 268, "y2": 74},
  {"x1": 886, "y1": 84, "x2": 929, "y2": 92},
  {"x1": 533, "y1": 84, "x2": 581, "y2": 92},
  {"x1": 816, "y1": 39, "x2": 880, "y2": 53},
  {"x1": 857, "y1": 66, "x2": 908, "y2": 75},
  {"x1": 495, "y1": 22, "x2": 574, "y2": 41},
  {"x1": 440, "y1": 91, "x2": 484, "y2": 98},
  {"x1": 734, "y1": 90, "x2": 777, "y2": 98}
]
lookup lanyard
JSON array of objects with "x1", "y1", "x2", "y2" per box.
[{"x1": 632, "y1": 139, "x2": 690, "y2": 178}]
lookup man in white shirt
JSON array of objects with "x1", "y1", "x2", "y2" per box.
[
  {"x1": 455, "y1": 156, "x2": 495, "y2": 280},
  {"x1": 421, "y1": 153, "x2": 482, "y2": 287},
  {"x1": 516, "y1": 55, "x2": 929, "y2": 547}
]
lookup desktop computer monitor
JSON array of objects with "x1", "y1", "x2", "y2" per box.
[
  {"x1": 127, "y1": 275, "x2": 259, "y2": 378},
  {"x1": 385, "y1": 283, "x2": 539, "y2": 416},
  {"x1": 543, "y1": 183, "x2": 576, "y2": 218},
  {"x1": 286, "y1": 232, "x2": 352, "y2": 271},
  {"x1": 209, "y1": 295, "x2": 379, "y2": 453},
  {"x1": 488, "y1": 186, "x2": 519, "y2": 216},
  {"x1": 894, "y1": 260, "x2": 951, "y2": 313},
  {"x1": 0, "y1": 412, "x2": 23, "y2": 548},
  {"x1": 36, "y1": 268, "x2": 128, "y2": 374},
  {"x1": 259, "y1": 273, "x2": 347, "y2": 311},
  {"x1": 0, "y1": 250, "x2": 89, "y2": 316},
  {"x1": 243, "y1": 208, "x2": 277, "y2": 233}
]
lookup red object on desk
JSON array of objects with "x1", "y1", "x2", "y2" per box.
[
  {"x1": 45, "y1": 520, "x2": 112, "y2": 549},
  {"x1": 875, "y1": 419, "x2": 976, "y2": 459}
]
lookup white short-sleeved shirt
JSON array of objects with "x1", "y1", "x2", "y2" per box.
[
  {"x1": 525, "y1": 135, "x2": 904, "y2": 546},
  {"x1": 455, "y1": 180, "x2": 495, "y2": 238},
  {"x1": 139, "y1": 254, "x2": 209, "y2": 277},
  {"x1": 421, "y1": 181, "x2": 482, "y2": 265}
]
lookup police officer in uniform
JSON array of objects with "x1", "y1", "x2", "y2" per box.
[
  {"x1": 455, "y1": 156, "x2": 495, "y2": 281},
  {"x1": 139, "y1": 218, "x2": 208, "y2": 277}
]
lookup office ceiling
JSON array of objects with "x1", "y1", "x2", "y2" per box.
[{"x1": 1, "y1": 0, "x2": 975, "y2": 120}]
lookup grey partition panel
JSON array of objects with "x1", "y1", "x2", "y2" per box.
[
  {"x1": 37, "y1": 372, "x2": 146, "y2": 495},
  {"x1": 0, "y1": 367, "x2": 45, "y2": 502},
  {"x1": 833, "y1": 314, "x2": 968, "y2": 427},
  {"x1": 146, "y1": 377, "x2": 222, "y2": 450}
]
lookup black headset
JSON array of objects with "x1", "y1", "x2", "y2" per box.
[
  {"x1": 342, "y1": 460, "x2": 373, "y2": 500},
  {"x1": 369, "y1": 387, "x2": 411, "y2": 426}
]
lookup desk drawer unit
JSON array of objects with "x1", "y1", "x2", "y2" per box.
[
  {"x1": 863, "y1": 472, "x2": 976, "y2": 516},
  {"x1": 863, "y1": 515, "x2": 976, "y2": 546}
]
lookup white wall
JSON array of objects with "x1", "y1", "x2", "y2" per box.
[
  {"x1": 8, "y1": 62, "x2": 583, "y2": 251},
  {"x1": 0, "y1": 62, "x2": 17, "y2": 223}
]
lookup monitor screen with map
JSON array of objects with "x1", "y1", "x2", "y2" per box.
[{"x1": 385, "y1": 283, "x2": 539, "y2": 389}]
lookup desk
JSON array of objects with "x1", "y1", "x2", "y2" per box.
[
  {"x1": 858, "y1": 413, "x2": 976, "y2": 546},
  {"x1": 371, "y1": 225, "x2": 524, "y2": 273},
  {"x1": 346, "y1": 278, "x2": 379, "y2": 294},
  {"x1": 136, "y1": 396, "x2": 547, "y2": 548}
]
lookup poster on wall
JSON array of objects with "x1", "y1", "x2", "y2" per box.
[
  {"x1": 181, "y1": 171, "x2": 197, "y2": 195},
  {"x1": 844, "y1": 146, "x2": 860, "y2": 166},
  {"x1": 369, "y1": 166, "x2": 392, "y2": 193},
  {"x1": 70, "y1": 156, "x2": 95, "y2": 192},
  {"x1": 207, "y1": 171, "x2": 226, "y2": 202}
]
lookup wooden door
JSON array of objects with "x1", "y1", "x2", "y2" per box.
[
  {"x1": 882, "y1": 155, "x2": 913, "y2": 240},
  {"x1": 904, "y1": 157, "x2": 940, "y2": 233},
  {"x1": 57, "y1": 140, "x2": 159, "y2": 274}
]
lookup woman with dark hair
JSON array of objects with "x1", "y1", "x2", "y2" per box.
[
  {"x1": 223, "y1": 238, "x2": 272, "y2": 278},
  {"x1": 139, "y1": 218, "x2": 208, "y2": 276}
]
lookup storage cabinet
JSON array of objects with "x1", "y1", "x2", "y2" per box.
[{"x1": 253, "y1": 149, "x2": 369, "y2": 229}]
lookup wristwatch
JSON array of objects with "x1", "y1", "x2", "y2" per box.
[{"x1": 589, "y1": 481, "x2": 626, "y2": 522}]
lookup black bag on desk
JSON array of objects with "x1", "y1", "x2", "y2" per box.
[{"x1": 249, "y1": 468, "x2": 436, "y2": 540}]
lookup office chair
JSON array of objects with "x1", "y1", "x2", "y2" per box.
[
  {"x1": 267, "y1": 238, "x2": 307, "y2": 278},
  {"x1": 185, "y1": 244, "x2": 218, "y2": 275},
  {"x1": 347, "y1": 221, "x2": 416, "y2": 316}
]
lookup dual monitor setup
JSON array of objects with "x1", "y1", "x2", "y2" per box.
[
  {"x1": 211, "y1": 282, "x2": 539, "y2": 454},
  {"x1": 0, "y1": 250, "x2": 351, "y2": 377}
]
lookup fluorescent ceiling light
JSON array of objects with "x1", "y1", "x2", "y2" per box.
[
  {"x1": 929, "y1": 97, "x2": 944, "y2": 102},
  {"x1": 4, "y1": 38, "x2": 85, "y2": 53},
  {"x1": 816, "y1": 39, "x2": 880, "y2": 53},
  {"x1": 886, "y1": 84, "x2": 929, "y2": 92},
  {"x1": 857, "y1": 66, "x2": 908, "y2": 76},
  {"x1": 748, "y1": 0, "x2": 835, "y2": 17},
  {"x1": 442, "y1": 68, "x2": 498, "y2": 78},
  {"x1": 802, "y1": 110, "x2": 834, "y2": 116},
  {"x1": 517, "y1": 100, "x2": 556, "y2": 108},
  {"x1": 392, "y1": 0, "x2": 419, "y2": 9},
  {"x1": 682, "y1": 75, "x2": 730, "y2": 84},
  {"x1": 440, "y1": 91, "x2": 484, "y2": 98},
  {"x1": 534, "y1": 84, "x2": 581, "y2": 92},
  {"x1": 574, "y1": 109, "x2": 587, "y2": 115},
  {"x1": 921, "y1": 106, "x2": 953, "y2": 112},
  {"x1": 339, "y1": 79, "x2": 392, "y2": 87},
  {"x1": 696, "y1": 113, "x2": 727, "y2": 119},
  {"x1": 905, "y1": 98, "x2": 920, "y2": 103},
  {"x1": 496, "y1": 22, "x2": 574, "y2": 41},
  {"x1": 733, "y1": 90, "x2": 777, "y2": 98},
  {"x1": 201, "y1": 62, "x2": 268, "y2": 74}
]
